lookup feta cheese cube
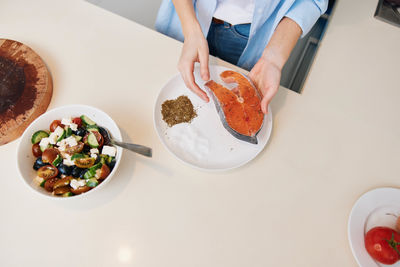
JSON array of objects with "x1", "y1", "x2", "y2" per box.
[
  {"x1": 61, "y1": 118, "x2": 72, "y2": 126},
  {"x1": 54, "y1": 126, "x2": 64, "y2": 137},
  {"x1": 39, "y1": 137, "x2": 50, "y2": 148},
  {"x1": 65, "y1": 136, "x2": 77, "y2": 147},
  {"x1": 102, "y1": 145, "x2": 116, "y2": 157},
  {"x1": 70, "y1": 123, "x2": 78, "y2": 131},
  {"x1": 63, "y1": 154, "x2": 75, "y2": 166},
  {"x1": 48, "y1": 132, "x2": 58, "y2": 145},
  {"x1": 91, "y1": 154, "x2": 97, "y2": 159},
  {"x1": 70, "y1": 179, "x2": 86, "y2": 190},
  {"x1": 90, "y1": 148, "x2": 99, "y2": 154}
]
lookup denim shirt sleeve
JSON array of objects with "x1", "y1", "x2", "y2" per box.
[{"x1": 284, "y1": 0, "x2": 328, "y2": 38}]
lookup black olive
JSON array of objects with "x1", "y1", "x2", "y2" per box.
[
  {"x1": 98, "y1": 127, "x2": 111, "y2": 145},
  {"x1": 79, "y1": 169, "x2": 88, "y2": 179},
  {"x1": 75, "y1": 127, "x2": 87, "y2": 137},
  {"x1": 108, "y1": 159, "x2": 116, "y2": 171},
  {"x1": 33, "y1": 157, "x2": 47, "y2": 170},
  {"x1": 58, "y1": 163, "x2": 73, "y2": 176},
  {"x1": 94, "y1": 155, "x2": 101, "y2": 164},
  {"x1": 71, "y1": 166, "x2": 84, "y2": 178},
  {"x1": 82, "y1": 145, "x2": 91, "y2": 154}
]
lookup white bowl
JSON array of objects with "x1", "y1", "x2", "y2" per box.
[{"x1": 16, "y1": 104, "x2": 123, "y2": 199}]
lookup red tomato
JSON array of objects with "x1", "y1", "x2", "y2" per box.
[
  {"x1": 97, "y1": 164, "x2": 110, "y2": 180},
  {"x1": 42, "y1": 148, "x2": 59, "y2": 164},
  {"x1": 72, "y1": 117, "x2": 82, "y2": 128},
  {"x1": 74, "y1": 157, "x2": 95, "y2": 168},
  {"x1": 37, "y1": 165, "x2": 59, "y2": 180},
  {"x1": 44, "y1": 177, "x2": 59, "y2": 192},
  {"x1": 365, "y1": 226, "x2": 400, "y2": 265},
  {"x1": 32, "y1": 143, "x2": 42, "y2": 157},
  {"x1": 65, "y1": 142, "x2": 84, "y2": 154},
  {"x1": 50, "y1": 120, "x2": 64, "y2": 132}
]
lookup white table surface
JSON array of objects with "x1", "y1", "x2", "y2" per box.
[{"x1": 1, "y1": 0, "x2": 399, "y2": 266}]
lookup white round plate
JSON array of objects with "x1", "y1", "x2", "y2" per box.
[
  {"x1": 153, "y1": 64, "x2": 272, "y2": 171},
  {"x1": 348, "y1": 187, "x2": 400, "y2": 267},
  {"x1": 16, "y1": 104, "x2": 123, "y2": 199}
]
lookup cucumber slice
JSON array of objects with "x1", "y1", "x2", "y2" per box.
[
  {"x1": 71, "y1": 153, "x2": 85, "y2": 160},
  {"x1": 31, "y1": 130, "x2": 49, "y2": 144},
  {"x1": 87, "y1": 132, "x2": 99, "y2": 148},
  {"x1": 83, "y1": 163, "x2": 102, "y2": 179},
  {"x1": 56, "y1": 129, "x2": 66, "y2": 142},
  {"x1": 40, "y1": 179, "x2": 46, "y2": 188},
  {"x1": 87, "y1": 125, "x2": 99, "y2": 132},
  {"x1": 86, "y1": 178, "x2": 99, "y2": 188},
  {"x1": 89, "y1": 162, "x2": 102, "y2": 172},
  {"x1": 80, "y1": 115, "x2": 96, "y2": 126},
  {"x1": 65, "y1": 127, "x2": 73, "y2": 137},
  {"x1": 52, "y1": 155, "x2": 62, "y2": 167},
  {"x1": 83, "y1": 170, "x2": 94, "y2": 180},
  {"x1": 62, "y1": 192, "x2": 74, "y2": 197}
]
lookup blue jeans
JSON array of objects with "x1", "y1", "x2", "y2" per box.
[{"x1": 207, "y1": 20, "x2": 250, "y2": 66}]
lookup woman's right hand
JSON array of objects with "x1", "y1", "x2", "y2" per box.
[{"x1": 178, "y1": 28, "x2": 210, "y2": 102}]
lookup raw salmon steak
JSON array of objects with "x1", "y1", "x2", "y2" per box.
[{"x1": 204, "y1": 70, "x2": 264, "y2": 144}]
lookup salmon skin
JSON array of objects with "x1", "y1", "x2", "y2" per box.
[{"x1": 204, "y1": 70, "x2": 264, "y2": 144}]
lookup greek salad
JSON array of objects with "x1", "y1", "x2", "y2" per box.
[{"x1": 31, "y1": 115, "x2": 117, "y2": 197}]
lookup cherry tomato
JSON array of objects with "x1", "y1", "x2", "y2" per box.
[
  {"x1": 72, "y1": 117, "x2": 82, "y2": 128},
  {"x1": 83, "y1": 131, "x2": 104, "y2": 147},
  {"x1": 96, "y1": 164, "x2": 110, "y2": 180},
  {"x1": 365, "y1": 226, "x2": 400, "y2": 264},
  {"x1": 37, "y1": 165, "x2": 59, "y2": 180},
  {"x1": 75, "y1": 157, "x2": 95, "y2": 168},
  {"x1": 44, "y1": 177, "x2": 59, "y2": 192},
  {"x1": 32, "y1": 143, "x2": 42, "y2": 157},
  {"x1": 71, "y1": 185, "x2": 91, "y2": 195},
  {"x1": 50, "y1": 120, "x2": 64, "y2": 132},
  {"x1": 42, "y1": 148, "x2": 59, "y2": 164},
  {"x1": 54, "y1": 186, "x2": 71, "y2": 195},
  {"x1": 65, "y1": 142, "x2": 84, "y2": 154},
  {"x1": 53, "y1": 176, "x2": 72, "y2": 190}
]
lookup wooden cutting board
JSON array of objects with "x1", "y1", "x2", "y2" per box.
[{"x1": 0, "y1": 39, "x2": 52, "y2": 145}]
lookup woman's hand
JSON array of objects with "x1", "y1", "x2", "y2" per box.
[
  {"x1": 178, "y1": 29, "x2": 210, "y2": 102},
  {"x1": 249, "y1": 58, "x2": 281, "y2": 114},
  {"x1": 249, "y1": 17, "x2": 302, "y2": 114}
]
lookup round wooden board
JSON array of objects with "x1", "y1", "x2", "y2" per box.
[{"x1": 0, "y1": 39, "x2": 52, "y2": 145}]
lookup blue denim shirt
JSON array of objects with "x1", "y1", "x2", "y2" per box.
[{"x1": 155, "y1": 0, "x2": 328, "y2": 70}]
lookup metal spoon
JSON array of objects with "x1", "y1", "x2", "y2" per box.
[{"x1": 101, "y1": 127, "x2": 152, "y2": 158}]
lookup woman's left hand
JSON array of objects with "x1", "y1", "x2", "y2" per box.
[{"x1": 249, "y1": 57, "x2": 281, "y2": 114}]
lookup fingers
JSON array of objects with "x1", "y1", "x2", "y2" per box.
[
  {"x1": 178, "y1": 62, "x2": 209, "y2": 102},
  {"x1": 198, "y1": 46, "x2": 210, "y2": 81},
  {"x1": 261, "y1": 95, "x2": 269, "y2": 114},
  {"x1": 260, "y1": 87, "x2": 277, "y2": 114}
]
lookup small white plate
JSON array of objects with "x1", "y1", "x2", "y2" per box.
[
  {"x1": 348, "y1": 187, "x2": 400, "y2": 267},
  {"x1": 153, "y1": 64, "x2": 272, "y2": 171}
]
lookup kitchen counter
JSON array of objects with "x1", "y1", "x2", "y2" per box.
[{"x1": 1, "y1": 0, "x2": 399, "y2": 266}]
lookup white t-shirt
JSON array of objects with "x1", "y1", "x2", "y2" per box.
[{"x1": 213, "y1": 0, "x2": 255, "y2": 25}]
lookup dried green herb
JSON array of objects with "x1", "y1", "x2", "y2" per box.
[{"x1": 161, "y1": 95, "x2": 197, "y2": 127}]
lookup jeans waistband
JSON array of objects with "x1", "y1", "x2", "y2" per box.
[{"x1": 211, "y1": 17, "x2": 251, "y2": 27}]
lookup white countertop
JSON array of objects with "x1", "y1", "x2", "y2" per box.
[{"x1": 1, "y1": 0, "x2": 399, "y2": 266}]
